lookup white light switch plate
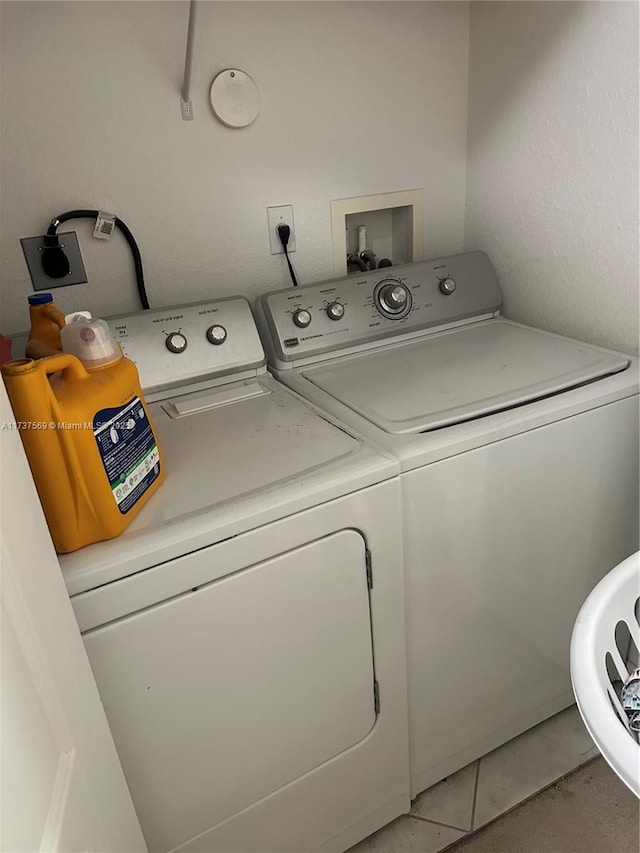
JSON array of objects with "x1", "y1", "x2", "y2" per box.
[{"x1": 267, "y1": 205, "x2": 296, "y2": 255}]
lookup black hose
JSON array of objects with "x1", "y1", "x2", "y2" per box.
[
  {"x1": 47, "y1": 209, "x2": 149, "y2": 310},
  {"x1": 347, "y1": 253, "x2": 368, "y2": 272},
  {"x1": 360, "y1": 250, "x2": 377, "y2": 271}
]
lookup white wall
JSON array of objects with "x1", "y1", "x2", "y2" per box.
[
  {"x1": 465, "y1": 1, "x2": 639, "y2": 355},
  {"x1": 0, "y1": 1, "x2": 470, "y2": 334}
]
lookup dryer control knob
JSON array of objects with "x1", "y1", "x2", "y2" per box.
[
  {"x1": 292, "y1": 308, "x2": 312, "y2": 328},
  {"x1": 206, "y1": 324, "x2": 227, "y2": 345},
  {"x1": 166, "y1": 332, "x2": 188, "y2": 353},
  {"x1": 326, "y1": 301, "x2": 345, "y2": 321},
  {"x1": 439, "y1": 277, "x2": 457, "y2": 295}
]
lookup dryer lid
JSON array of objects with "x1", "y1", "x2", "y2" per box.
[
  {"x1": 60, "y1": 374, "x2": 396, "y2": 595},
  {"x1": 302, "y1": 319, "x2": 630, "y2": 434}
]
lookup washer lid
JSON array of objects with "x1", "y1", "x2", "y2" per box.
[{"x1": 302, "y1": 319, "x2": 630, "y2": 435}]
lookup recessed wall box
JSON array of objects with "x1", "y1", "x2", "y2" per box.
[{"x1": 330, "y1": 189, "x2": 425, "y2": 277}]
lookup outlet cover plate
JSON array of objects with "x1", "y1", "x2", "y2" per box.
[
  {"x1": 267, "y1": 205, "x2": 296, "y2": 255},
  {"x1": 20, "y1": 232, "x2": 88, "y2": 290}
]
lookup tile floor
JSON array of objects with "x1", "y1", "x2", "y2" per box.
[
  {"x1": 349, "y1": 704, "x2": 605, "y2": 853},
  {"x1": 445, "y1": 758, "x2": 639, "y2": 853}
]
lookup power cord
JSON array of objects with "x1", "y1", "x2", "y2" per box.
[
  {"x1": 276, "y1": 223, "x2": 299, "y2": 288},
  {"x1": 44, "y1": 209, "x2": 150, "y2": 310}
]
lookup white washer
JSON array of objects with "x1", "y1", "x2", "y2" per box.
[
  {"x1": 59, "y1": 298, "x2": 410, "y2": 853},
  {"x1": 255, "y1": 251, "x2": 640, "y2": 798}
]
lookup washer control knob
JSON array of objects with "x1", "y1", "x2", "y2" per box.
[
  {"x1": 439, "y1": 277, "x2": 457, "y2": 295},
  {"x1": 292, "y1": 308, "x2": 312, "y2": 328},
  {"x1": 326, "y1": 301, "x2": 345, "y2": 321},
  {"x1": 166, "y1": 332, "x2": 188, "y2": 353},
  {"x1": 382, "y1": 284, "x2": 408, "y2": 309},
  {"x1": 206, "y1": 324, "x2": 227, "y2": 345}
]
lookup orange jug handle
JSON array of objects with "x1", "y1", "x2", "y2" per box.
[
  {"x1": 41, "y1": 352, "x2": 91, "y2": 381},
  {"x1": 2, "y1": 353, "x2": 89, "y2": 381}
]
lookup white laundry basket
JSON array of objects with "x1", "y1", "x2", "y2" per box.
[{"x1": 571, "y1": 551, "x2": 640, "y2": 798}]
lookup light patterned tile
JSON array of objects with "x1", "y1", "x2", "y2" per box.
[
  {"x1": 435, "y1": 759, "x2": 638, "y2": 853},
  {"x1": 410, "y1": 762, "x2": 478, "y2": 831},
  {"x1": 348, "y1": 815, "x2": 466, "y2": 853},
  {"x1": 473, "y1": 704, "x2": 598, "y2": 829}
]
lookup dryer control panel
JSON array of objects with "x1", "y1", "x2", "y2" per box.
[
  {"x1": 256, "y1": 251, "x2": 503, "y2": 366},
  {"x1": 108, "y1": 297, "x2": 266, "y2": 395}
]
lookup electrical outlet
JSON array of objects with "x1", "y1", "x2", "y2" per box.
[
  {"x1": 20, "y1": 232, "x2": 88, "y2": 290},
  {"x1": 267, "y1": 205, "x2": 296, "y2": 255}
]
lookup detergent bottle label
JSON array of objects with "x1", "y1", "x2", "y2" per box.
[{"x1": 94, "y1": 396, "x2": 161, "y2": 514}]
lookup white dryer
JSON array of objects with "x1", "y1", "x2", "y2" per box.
[
  {"x1": 255, "y1": 251, "x2": 640, "y2": 798},
  {"x1": 59, "y1": 298, "x2": 410, "y2": 853}
]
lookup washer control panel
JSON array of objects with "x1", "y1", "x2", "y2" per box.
[
  {"x1": 107, "y1": 297, "x2": 265, "y2": 395},
  {"x1": 257, "y1": 251, "x2": 502, "y2": 364}
]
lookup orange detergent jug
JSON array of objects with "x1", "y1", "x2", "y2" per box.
[
  {"x1": 2, "y1": 314, "x2": 164, "y2": 553},
  {"x1": 25, "y1": 292, "x2": 66, "y2": 358}
]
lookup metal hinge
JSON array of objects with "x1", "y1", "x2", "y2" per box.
[
  {"x1": 373, "y1": 680, "x2": 380, "y2": 714},
  {"x1": 365, "y1": 549, "x2": 373, "y2": 589}
]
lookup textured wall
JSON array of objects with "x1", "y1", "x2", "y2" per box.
[
  {"x1": 0, "y1": 1, "x2": 470, "y2": 334},
  {"x1": 465, "y1": 2, "x2": 639, "y2": 355}
]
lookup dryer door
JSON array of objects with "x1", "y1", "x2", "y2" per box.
[{"x1": 82, "y1": 529, "x2": 376, "y2": 853}]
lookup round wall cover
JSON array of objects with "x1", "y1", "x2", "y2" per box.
[{"x1": 209, "y1": 69, "x2": 260, "y2": 128}]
